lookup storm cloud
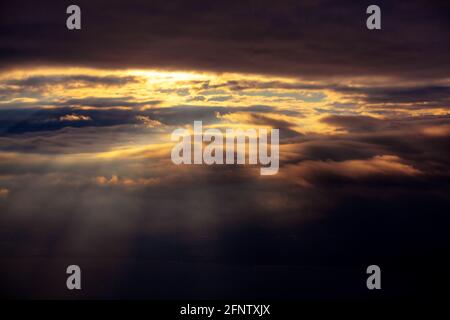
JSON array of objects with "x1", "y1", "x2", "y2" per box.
[{"x1": 1, "y1": 0, "x2": 449, "y2": 80}]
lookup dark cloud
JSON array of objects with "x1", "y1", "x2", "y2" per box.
[
  {"x1": 207, "y1": 95, "x2": 232, "y2": 102},
  {"x1": 0, "y1": 97, "x2": 161, "y2": 110},
  {"x1": 4, "y1": 74, "x2": 139, "y2": 87},
  {"x1": 146, "y1": 104, "x2": 300, "y2": 127},
  {"x1": 321, "y1": 115, "x2": 391, "y2": 132},
  {"x1": 0, "y1": 104, "x2": 297, "y2": 135},
  {"x1": 1, "y1": 0, "x2": 449, "y2": 80},
  {"x1": 210, "y1": 80, "x2": 450, "y2": 108},
  {"x1": 337, "y1": 85, "x2": 450, "y2": 107},
  {"x1": 286, "y1": 115, "x2": 450, "y2": 176},
  {"x1": 0, "y1": 107, "x2": 136, "y2": 134},
  {"x1": 191, "y1": 79, "x2": 450, "y2": 109},
  {"x1": 1, "y1": 129, "x2": 449, "y2": 298},
  {"x1": 57, "y1": 96, "x2": 161, "y2": 108}
]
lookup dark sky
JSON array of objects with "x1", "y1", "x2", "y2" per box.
[{"x1": 1, "y1": 0, "x2": 449, "y2": 79}]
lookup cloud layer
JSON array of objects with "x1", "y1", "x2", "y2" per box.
[
  {"x1": 1, "y1": 1, "x2": 449, "y2": 80},
  {"x1": 0, "y1": 1, "x2": 449, "y2": 299}
]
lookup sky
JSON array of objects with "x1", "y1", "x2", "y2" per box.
[{"x1": 0, "y1": 0, "x2": 449, "y2": 299}]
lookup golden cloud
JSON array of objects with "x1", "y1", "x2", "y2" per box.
[
  {"x1": 94, "y1": 175, "x2": 160, "y2": 187},
  {"x1": 0, "y1": 187, "x2": 10, "y2": 198},
  {"x1": 282, "y1": 155, "x2": 421, "y2": 187}
]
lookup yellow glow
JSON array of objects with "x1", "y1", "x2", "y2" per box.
[{"x1": 1, "y1": 66, "x2": 447, "y2": 139}]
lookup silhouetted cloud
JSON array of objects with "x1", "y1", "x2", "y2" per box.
[
  {"x1": 1, "y1": 1, "x2": 449, "y2": 80},
  {"x1": 5, "y1": 75, "x2": 139, "y2": 87}
]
